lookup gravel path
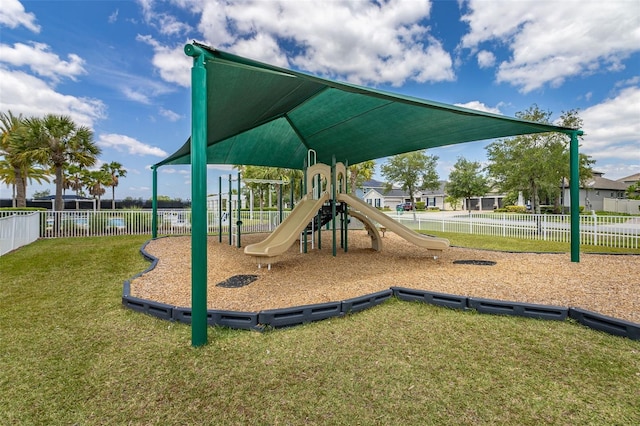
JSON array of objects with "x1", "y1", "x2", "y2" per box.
[{"x1": 130, "y1": 231, "x2": 640, "y2": 323}]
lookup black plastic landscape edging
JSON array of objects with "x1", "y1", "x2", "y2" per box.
[
  {"x1": 569, "y1": 307, "x2": 640, "y2": 340},
  {"x1": 392, "y1": 287, "x2": 467, "y2": 310},
  {"x1": 467, "y1": 297, "x2": 568, "y2": 321},
  {"x1": 122, "y1": 239, "x2": 640, "y2": 340}
]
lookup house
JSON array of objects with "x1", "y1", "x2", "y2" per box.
[
  {"x1": 421, "y1": 181, "x2": 448, "y2": 210},
  {"x1": 360, "y1": 179, "x2": 449, "y2": 210},
  {"x1": 617, "y1": 173, "x2": 640, "y2": 187},
  {"x1": 359, "y1": 179, "x2": 414, "y2": 209},
  {"x1": 561, "y1": 171, "x2": 628, "y2": 212}
]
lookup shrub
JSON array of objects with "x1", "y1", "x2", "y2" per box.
[
  {"x1": 495, "y1": 205, "x2": 527, "y2": 214},
  {"x1": 415, "y1": 201, "x2": 426, "y2": 211}
]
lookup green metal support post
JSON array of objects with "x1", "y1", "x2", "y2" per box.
[
  {"x1": 344, "y1": 160, "x2": 349, "y2": 253},
  {"x1": 331, "y1": 156, "x2": 337, "y2": 257},
  {"x1": 151, "y1": 166, "x2": 158, "y2": 239},
  {"x1": 237, "y1": 172, "x2": 241, "y2": 248},
  {"x1": 185, "y1": 43, "x2": 209, "y2": 347},
  {"x1": 218, "y1": 176, "x2": 222, "y2": 243},
  {"x1": 290, "y1": 176, "x2": 294, "y2": 209},
  {"x1": 228, "y1": 174, "x2": 232, "y2": 246},
  {"x1": 570, "y1": 130, "x2": 583, "y2": 262}
]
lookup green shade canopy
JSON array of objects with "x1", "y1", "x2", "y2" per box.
[{"x1": 155, "y1": 42, "x2": 579, "y2": 170}]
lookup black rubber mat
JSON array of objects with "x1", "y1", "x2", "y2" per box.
[
  {"x1": 453, "y1": 260, "x2": 496, "y2": 266},
  {"x1": 216, "y1": 275, "x2": 259, "y2": 288}
]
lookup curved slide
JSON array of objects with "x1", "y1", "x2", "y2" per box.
[
  {"x1": 337, "y1": 193, "x2": 450, "y2": 251},
  {"x1": 244, "y1": 192, "x2": 330, "y2": 258},
  {"x1": 347, "y1": 210, "x2": 383, "y2": 251}
]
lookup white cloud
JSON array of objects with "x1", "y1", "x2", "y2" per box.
[
  {"x1": 454, "y1": 101, "x2": 502, "y2": 115},
  {"x1": 108, "y1": 9, "x2": 119, "y2": 24},
  {"x1": 581, "y1": 86, "x2": 640, "y2": 165},
  {"x1": 0, "y1": 0, "x2": 40, "y2": 33},
  {"x1": 0, "y1": 42, "x2": 86, "y2": 82},
  {"x1": 476, "y1": 50, "x2": 495, "y2": 68},
  {"x1": 138, "y1": 0, "x2": 194, "y2": 35},
  {"x1": 143, "y1": 0, "x2": 455, "y2": 87},
  {"x1": 461, "y1": 0, "x2": 640, "y2": 92},
  {"x1": 136, "y1": 35, "x2": 192, "y2": 86},
  {"x1": 98, "y1": 133, "x2": 168, "y2": 157},
  {"x1": 122, "y1": 87, "x2": 151, "y2": 104},
  {"x1": 159, "y1": 107, "x2": 182, "y2": 122},
  {"x1": 0, "y1": 67, "x2": 105, "y2": 127}
]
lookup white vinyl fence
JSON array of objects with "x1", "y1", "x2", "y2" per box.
[
  {"x1": 0, "y1": 209, "x2": 638, "y2": 252},
  {"x1": 0, "y1": 212, "x2": 40, "y2": 256},
  {"x1": 392, "y1": 211, "x2": 639, "y2": 250}
]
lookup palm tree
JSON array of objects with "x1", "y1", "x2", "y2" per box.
[
  {"x1": 101, "y1": 161, "x2": 127, "y2": 209},
  {"x1": 82, "y1": 169, "x2": 111, "y2": 210},
  {"x1": 0, "y1": 111, "x2": 30, "y2": 207},
  {"x1": 348, "y1": 160, "x2": 375, "y2": 194},
  {"x1": 64, "y1": 164, "x2": 85, "y2": 197},
  {"x1": 0, "y1": 159, "x2": 50, "y2": 204},
  {"x1": 25, "y1": 114, "x2": 100, "y2": 211}
]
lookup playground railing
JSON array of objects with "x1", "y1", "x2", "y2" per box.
[{"x1": 1, "y1": 209, "x2": 637, "y2": 250}]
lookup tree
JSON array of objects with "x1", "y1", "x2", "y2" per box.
[
  {"x1": 32, "y1": 189, "x2": 51, "y2": 199},
  {"x1": 381, "y1": 150, "x2": 439, "y2": 218},
  {"x1": 64, "y1": 164, "x2": 85, "y2": 197},
  {"x1": 24, "y1": 114, "x2": 100, "y2": 211},
  {"x1": 486, "y1": 105, "x2": 593, "y2": 214},
  {"x1": 83, "y1": 169, "x2": 111, "y2": 210},
  {"x1": 101, "y1": 161, "x2": 127, "y2": 209},
  {"x1": 348, "y1": 160, "x2": 375, "y2": 194},
  {"x1": 445, "y1": 157, "x2": 490, "y2": 213},
  {"x1": 0, "y1": 158, "x2": 50, "y2": 205},
  {"x1": 236, "y1": 165, "x2": 302, "y2": 209},
  {"x1": 0, "y1": 111, "x2": 31, "y2": 207},
  {"x1": 444, "y1": 195, "x2": 461, "y2": 211},
  {"x1": 626, "y1": 182, "x2": 640, "y2": 200}
]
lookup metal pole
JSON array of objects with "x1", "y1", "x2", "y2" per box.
[
  {"x1": 229, "y1": 174, "x2": 232, "y2": 246},
  {"x1": 237, "y1": 172, "x2": 241, "y2": 248},
  {"x1": 332, "y1": 156, "x2": 337, "y2": 256},
  {"x1": 151, "y1": 166, "x2": 158, "y2": 239},
  {"x1": 218, "y1": 176, "x2": 222, "y2": 243},
  {"x1": 279, "y1": 183, "x2": 283, "y2": 224},
  {"x1": 570, "y1": 130, "x2": 582, "y2": 262},
  {"x1": 290, "y1": 175, "x2": 294, "y2": 209},
  {"x1": 344, "y1": 159, "x2": 349, "y2": 253},
  {"x1": 184, "y1": 43, "x2": 208, "y2": 347}
]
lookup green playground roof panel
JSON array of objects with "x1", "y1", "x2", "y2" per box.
[{"x1": 156, "y1": 42, "x2": 579, "y2": 169}]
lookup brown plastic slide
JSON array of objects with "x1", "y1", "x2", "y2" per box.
[
  {"x1": 244, "y1": 192, "x2": 330, "y2": 258},
  {"x1": 337, "y1": 193, "x2": 450, "y2": 251}
]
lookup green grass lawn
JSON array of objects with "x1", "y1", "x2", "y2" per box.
[{"x1": 1, "y1": 236, "x2": 639, "y2": 425}]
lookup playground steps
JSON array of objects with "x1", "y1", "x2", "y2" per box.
[{"x1": 303, "y1": 201, "x2": 345, "y2": 234}]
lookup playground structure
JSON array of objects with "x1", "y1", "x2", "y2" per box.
[{"x1": 244, "y1": 159, "x2": 450, "y2": 269}]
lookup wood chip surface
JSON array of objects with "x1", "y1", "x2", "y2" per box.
[{"x1": 130, "y1": 231, "x2": 640, "y2": 323}]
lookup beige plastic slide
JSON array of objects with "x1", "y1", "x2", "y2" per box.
[
  {"x1": 347, "y1": 210, "x2": 383, "y2": 251},
  {"x1": 337, "y1": 193, "x2": 450, "y2": 251},
  {"x1": 244, "y1": 192, "x2": 330, "y2": 258}
]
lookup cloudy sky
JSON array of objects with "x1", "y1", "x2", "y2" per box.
[{"x1": 1, "y1": 0, "x2": 638, "y2": 200}]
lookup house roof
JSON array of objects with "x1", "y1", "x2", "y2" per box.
[
  {"x1": 617, "y1": 173, "x2": 640, "y2": 184},
  {"x1": 362, "y1": 179, "x2": 386, "y2": 189},
  {"x1": 585, "y1": 175, "x2": 629, "y2": 191},
  {"x1": 155, "y1": 42, "x2": 581, "y2": 170}
]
